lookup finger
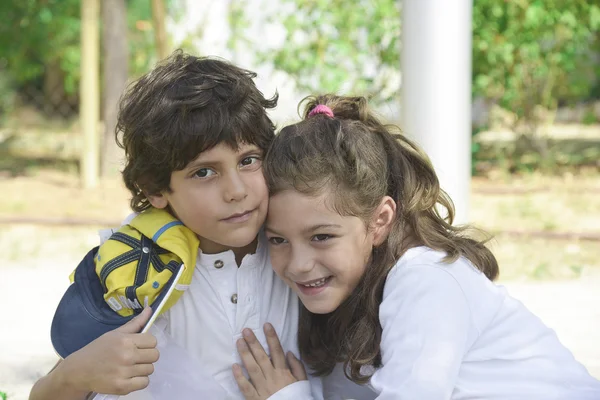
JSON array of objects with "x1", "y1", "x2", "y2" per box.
[
  {"x1": 287, "y1": 352, "x2": 308, "y2": 381},
  {"x1": 117, "y1": 307, "x2": 153, "y2": 334},
  {"x1": 263, "y1": 323, "x2": 286, "y2": 369},
  {"x1": 232, "y1": 363, "x2": 259, "y2": 400},
  {"x1": 129, "y1": 362, "x2": 155, "y2": 378},
  {"x1": 242, "y1": 329, "x2": 272, "y2": 370},
  {"x1": 237, "y1": 338, "x2": 265, "y2": 385},
  {"x1": 113, "y1": 375, "x2": 151, "y2": 395},
  {"x1": 132, "y1": 332, "x2": 158, "y2": 349},
  {"x1": 123, "y1": 376, "x2": 150, "y2": 394},
  {"x1": 134, "y1": 348, "x2": 160, "y2": 364}
]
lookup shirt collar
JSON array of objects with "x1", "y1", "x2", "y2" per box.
[{"x1": 196, "y1": 230, "x2": 268, "y2": 270}]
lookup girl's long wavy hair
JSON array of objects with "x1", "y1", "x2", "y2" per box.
[{"x1": 263, "y1": 94, "x2": 499, "y2": 384}]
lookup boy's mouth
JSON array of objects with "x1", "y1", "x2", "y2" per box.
[{"x1": 222, "y1": 209, "x2": 255, "y2": 223}]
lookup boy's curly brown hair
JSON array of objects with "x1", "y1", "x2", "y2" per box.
[{"x1": 116, "y1": 50, "x2": 278, "y2": 212}]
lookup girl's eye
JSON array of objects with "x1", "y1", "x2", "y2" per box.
[
  {"x1": 312, "y1": 234, "x2": 332, "y2": 242},
  {"x1": 240, "y1": 156, "x2": 261, "y2": 167},
  {"x1": 194, "y1": 168, "x2": 216, "y2": 178},
  {"x1": 268, "y1": 237, "x2": 287, "y2": 245}
]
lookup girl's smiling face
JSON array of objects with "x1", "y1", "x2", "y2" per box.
[{"x1": 266, "y1": 189, "x2": 394, "y2": 314}]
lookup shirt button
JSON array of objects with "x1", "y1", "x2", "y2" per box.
[
  {"x1": 231, "y1": 294, "x2": 238, "y2": 304},
  {"x1": 214, "y1": 260, "x2": 224, "y2": 269}
]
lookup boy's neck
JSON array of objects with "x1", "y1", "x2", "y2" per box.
[{"x1": 199, "y1": 237, "x2": 259, "y2": 267}]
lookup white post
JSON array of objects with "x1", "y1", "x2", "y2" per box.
[{"x1": 401, "y1": 0, "x2": 473, "y2": 224}]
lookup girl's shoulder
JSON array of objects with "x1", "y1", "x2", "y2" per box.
[
  {"x1": 388, "y1": 246, "x2": 489, "y2": 284},
  {"x1": 383, "y1": 247, "x2": 506, "y2": 328}
]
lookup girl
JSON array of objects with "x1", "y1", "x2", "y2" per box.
[{"x1": 233, "y1": 95, "x2": 600, "y2": 399}]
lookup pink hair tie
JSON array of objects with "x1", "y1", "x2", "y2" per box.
[{"x1": 308, "y1": 104, "x2": 334, "y2": 118}]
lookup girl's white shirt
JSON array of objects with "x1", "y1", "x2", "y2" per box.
[{"x1": 324, "y1": 246, "x2": 600, "y2": 400}]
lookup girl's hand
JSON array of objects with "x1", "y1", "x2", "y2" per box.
[{"x1": 233, "y1": 323, "x2": 307, "y2": 400}]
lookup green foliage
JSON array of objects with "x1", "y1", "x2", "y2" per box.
[
  {"x1": 472, "y1": 0, "x2": 600, "y2": 118},
  {"x1": 471, "y1": 1, "x2": 600, "y2": 168},
  {"x1": 262, "y1": 0, "x2": 401, "y2": 105},
  {"x1": 257, "y1": 0, "x2": 599, "y2": 112},
  {"x1": 0, "y1": 0, "x2": 81, "y2": 92},
  {"x1": 472, "y1": 136, "x2": 600, "y2": 176},
  {"x1": 582, "y1": 110, "x2": 598, "y2": 125},
  {"x1": 0, "y1": 70, "x2": 16, "y2": 124},
  {"x1": 125, "y1": 0, "x2": 161, "y2": 78},
  {"x1": 0, "y1": 0, "x2": 167, "y2": 97},
  {"x1": 228, "y1": 0, "x2": 251, "y2": 52}
]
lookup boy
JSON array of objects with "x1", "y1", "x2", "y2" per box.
[{"x1": 30, "y1": 51, "x2": 322, "y2": 400}]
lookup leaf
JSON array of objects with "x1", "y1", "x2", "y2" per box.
[
  {"x1": 559, "y1": 11, "x2": 577, "y2": 28},
  {"x1": 39, "y1": 7, "x2": 52, "y2": 23},
  {"x1": 590, "y1": 5, "x2": 600, "y2": 30}
]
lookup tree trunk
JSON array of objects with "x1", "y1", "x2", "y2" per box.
[
  {"x1": 151, "y1": 0, "x2": 169, "y2": 60},
  {"x1": 43, "y1": 59, "x2": 66, "y2": 117},
  {"x1": 101, "y1": 0, "x2": 128, "y2": 177}
]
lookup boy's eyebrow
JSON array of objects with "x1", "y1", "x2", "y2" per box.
[
  {"x1": 185, "y1": 159, "x2": 220, "y2": 170},
  {"x1": 184, "y1": 148, "x2": 263, "y2": 170},
  {"x1": 238, "y1": 147, "x2": 264, "y2": 157}
]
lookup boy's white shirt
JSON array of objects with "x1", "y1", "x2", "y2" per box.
[
  {"x1": 99, "y1": 217, "x2": 325, "y2": 400},
  {"x1": 323, "y1": 247, "x2": 600, "y2": 400}
]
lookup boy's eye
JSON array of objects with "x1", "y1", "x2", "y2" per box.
[
  {"x1": 194, "y1": 168, "x2": 216, "y2": 178},
  {"x1": 240, "y1": 156, "x2": 261, "y2": 167},
  {"x1": 312, "y1": 234, "x2": 332, "y2": 242},
  {"x1": 268, "y1": 236, "x2": 287, "y2": 245}
]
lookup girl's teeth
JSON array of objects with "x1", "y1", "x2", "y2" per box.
[{"x1": 305, "y1": 278, "x2": 327, "y2": 287}]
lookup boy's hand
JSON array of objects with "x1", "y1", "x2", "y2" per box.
[
  {"x1": 233, "y1": 323, "x2": 307, "y2": 400},
  {"x1": 60, "y1": 307, "x2": 159, "y2": 396}
]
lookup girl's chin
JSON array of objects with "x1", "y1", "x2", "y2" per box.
[
  {"x1": 305, "y1": 304, "x2": 336, "y2": 314},
  {"x1": 300, "y1": 297, "x2": 343, "y2": 315}
]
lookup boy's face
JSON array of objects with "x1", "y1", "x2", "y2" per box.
[{"x1": 148, "y1": 142, "x2": 268, "y2": 254}]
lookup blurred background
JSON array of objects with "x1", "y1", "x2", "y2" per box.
[{"x1": 0, "y1": 1, "x2": 599, "y2": 399}]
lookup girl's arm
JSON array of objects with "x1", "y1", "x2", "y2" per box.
[{"x1": 371, "y1": 264, "x2": 477, "y2": 400}]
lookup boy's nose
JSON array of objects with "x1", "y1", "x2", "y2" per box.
[{"x1": 224, "y1": 173, "x2": 248, "y2": 202}]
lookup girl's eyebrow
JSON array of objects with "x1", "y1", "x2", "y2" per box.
[
  {"x1": 303, "y1": 224, "x2": 342, "y2": 234},
  {"x1": 266, "y1": 224, "x2": 342, "y2": 236},
  {"x1": 264, "y1": 226, "x2": 281, "y2": 236}
]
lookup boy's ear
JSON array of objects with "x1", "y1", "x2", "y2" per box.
[
  {"x1": 371, "y1": 196, "x2": 396, "y2": 246},
  {"x1": 147, "y1": 192, "x2": 169, "y2": 209}
]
